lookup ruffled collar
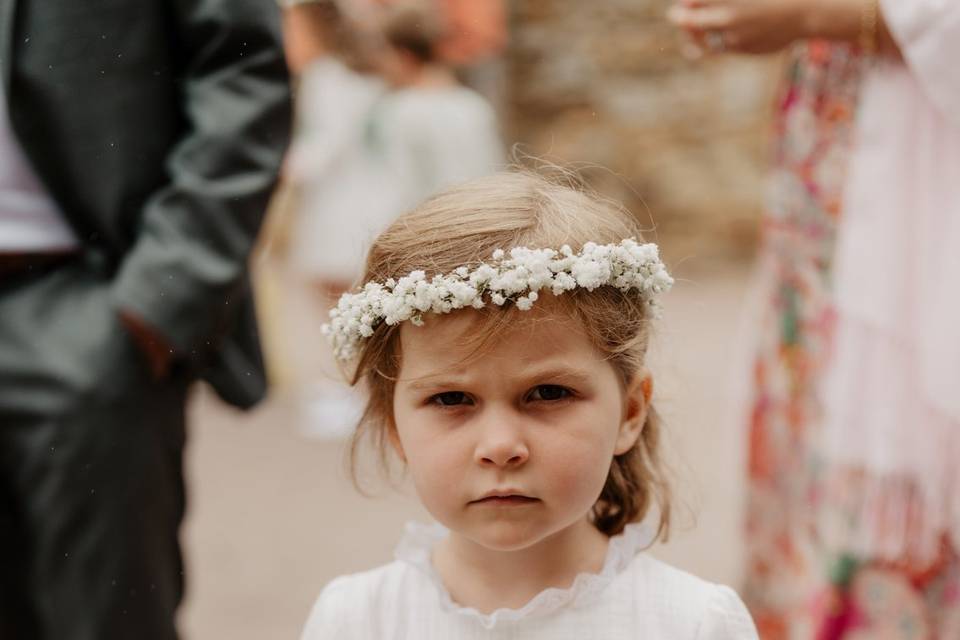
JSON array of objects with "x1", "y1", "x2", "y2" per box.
[{"x1": 394, "y1": 520, "x2": 655, "y2": 629}]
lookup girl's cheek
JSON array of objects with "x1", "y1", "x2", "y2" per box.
[
  {"x1": 543, "y1": 442, "x2": 611, "y2": 498},
  {"x1": 407, "y1": 437, "x2": 465, "y2": 486}
]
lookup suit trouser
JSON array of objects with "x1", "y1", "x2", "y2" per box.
[{"x1": 0, "y1": 256, "x2": 190, "y2": 640}]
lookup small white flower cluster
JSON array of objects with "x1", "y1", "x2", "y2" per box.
[{"x1": 321, "y1": 239, "x2": 674, "y2": 361}]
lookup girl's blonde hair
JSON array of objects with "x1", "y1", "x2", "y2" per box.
[{"x1": 345, "y1": 170, "x2": 671, "y2": 541}]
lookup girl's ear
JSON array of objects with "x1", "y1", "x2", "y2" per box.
[{"x1": 615, "y1": 372, "x2": 652, "y2": 455}]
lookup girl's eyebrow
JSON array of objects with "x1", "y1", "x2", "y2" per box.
[
  {"x1": 405, "y1": 377, "x2": 469, "y2": 392},
  {"x1": 403, "y1": 366, "x2": 595, "y2": 392},
  {"x1": 518, "y1": 367, "x2": 595, "y2": 387}
]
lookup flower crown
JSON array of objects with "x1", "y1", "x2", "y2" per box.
[{"x1": 322, "y1": 239, "x2": 674, "y2": 361}]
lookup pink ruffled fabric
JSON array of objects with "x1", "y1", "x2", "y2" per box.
[{"x1": 819, "y1": 1, "x2": 960, "y2": 562}]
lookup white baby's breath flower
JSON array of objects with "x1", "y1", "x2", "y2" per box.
[
  {"x1": 551, "y1": 272, "x2": 577, "y2": 295},
  {"x1": 469, "y1": 264, "x2": 497, "y2": 288}
]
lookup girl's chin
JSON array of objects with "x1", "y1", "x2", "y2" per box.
[{"x1": 455, "y1": 518, "x2": 558, "y2": 553}]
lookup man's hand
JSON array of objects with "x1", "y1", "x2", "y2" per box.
[{"x1": 118, "y1": 309, "x2": 175, "y2": 380}]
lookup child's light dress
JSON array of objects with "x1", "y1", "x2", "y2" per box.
[
  {"x1": 301, "y1": 521, "x2": 758, "y2": 639},
  {"x1": 285, "y1": 57, "x2": 394, "y2": 283},
  {"x1": 369, "y1": 84, "x2": 504, "y2": 213}
]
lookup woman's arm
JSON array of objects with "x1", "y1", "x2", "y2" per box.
[
  {"x1": 668, "y1": 0, "x2": 900, "y2": 57},
  {"x1": 803, "y1": 0, "x2": 898, "y2": 54}
]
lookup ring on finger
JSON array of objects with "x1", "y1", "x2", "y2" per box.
[{"x1": 704, "y1": 30, "x2": 727, "y2": 53}]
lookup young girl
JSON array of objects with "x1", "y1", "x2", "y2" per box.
[{"x1": 302, "y1": 171, "x2": 759, "y2": 638}]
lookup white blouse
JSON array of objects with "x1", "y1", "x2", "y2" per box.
[{"x1": 301, "y1": 522, "x2": 758, "y2": 639}]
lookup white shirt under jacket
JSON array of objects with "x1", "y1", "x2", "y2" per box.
[{"x1": 0, "y1": 79, "x2": 79, "y2": 252}]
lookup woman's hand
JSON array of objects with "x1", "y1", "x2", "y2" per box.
[
  {"x1": 668, "y1": 0, "x2": 828, "y2": 56},
  {"x1": 668, "y1": 0, "x2": 899, "y2": 58}
]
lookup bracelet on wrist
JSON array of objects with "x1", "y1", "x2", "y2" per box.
[{"x1": 859, "y1": 0, "x2": 879, "y2": 53}]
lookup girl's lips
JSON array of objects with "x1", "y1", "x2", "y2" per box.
[{"x1": 472, "y1": 495, "x2": 540, "y2": 506}]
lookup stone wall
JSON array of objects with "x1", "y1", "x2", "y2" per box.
[{"x1": 501, "y1": 0, "x2": 782, "y2": 262}]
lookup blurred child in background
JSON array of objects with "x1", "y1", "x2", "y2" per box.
[
  {"x1": 279, "y1": 0, "x2": 504, "y2": 437},
  {"x1": 370, "y1": 0, "x2": 504, "y2": 212}
]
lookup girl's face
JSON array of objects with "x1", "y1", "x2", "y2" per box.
[{"x1": 392, "y1": 307, "x2": 649, "y2": 551}]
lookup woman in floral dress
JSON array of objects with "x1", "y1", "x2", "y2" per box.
[{"x1": 669, "y1": 1, "x2": 960, "y2": 637}]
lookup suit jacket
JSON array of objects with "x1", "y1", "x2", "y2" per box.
[{"x1": 0, "y1": 0, "x2": 292, "y2": 408}]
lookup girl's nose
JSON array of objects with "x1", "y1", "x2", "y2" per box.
[{"x1": 474, "y1": 417, "x2": 529, "y2": 468}]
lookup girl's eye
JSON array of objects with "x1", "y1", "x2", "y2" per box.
[
  {"x1": 528, "y1": 385, "x2": 572, "y2": 402},
  {"x1": 431, "y1": 391, "x2": 471, "y2": 407}
]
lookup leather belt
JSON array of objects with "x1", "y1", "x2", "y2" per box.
[{"x1": 0, "y1": 251, "x2": 82, "y2": 280}]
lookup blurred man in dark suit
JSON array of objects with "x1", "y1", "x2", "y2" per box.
[{"x1": 0, "y1": 1, "x2": 291, "y2": 637}]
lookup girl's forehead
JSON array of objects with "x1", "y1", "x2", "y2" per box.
[{"x1": 396, "y1": 307, "x2": 604, "y2": 381}]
